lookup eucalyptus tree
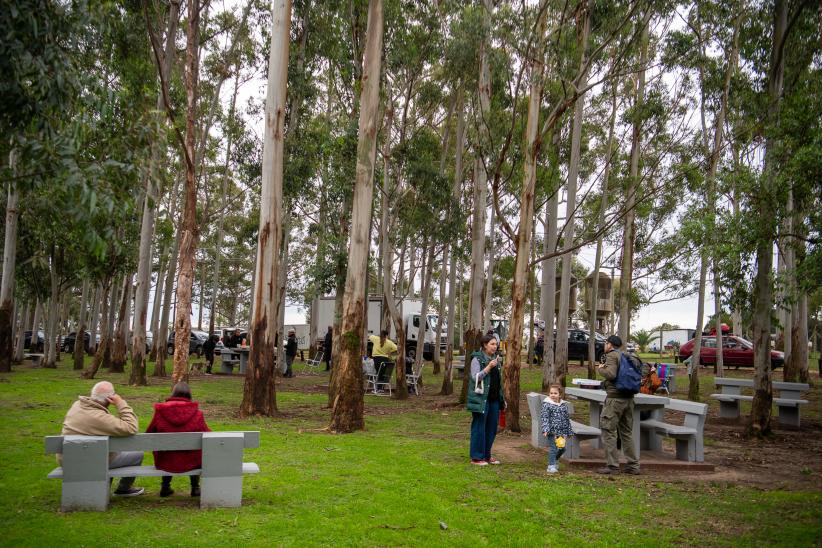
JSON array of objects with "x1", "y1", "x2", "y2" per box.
[
  {"x1": 240, "y1": 0, "x2": 291, "y2": 418},
  {"x1": 131, "y1": 0, "x2": 181, "y2": 386},
  {"x1": 329, "y1": 0, "x2": 383, "y2": 433}
]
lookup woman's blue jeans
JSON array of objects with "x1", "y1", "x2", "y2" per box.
[
  {"x1": 470, "y1": 400, "x2": 500, "y2": 460},
  {"x1": 546, "y1": 435, "x2": 566, "y2": 466}
]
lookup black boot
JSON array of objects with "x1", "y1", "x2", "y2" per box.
[
  {"x1": 190, "y1": 476, "x2": 201, "y2": 497},
  {"x1": 160, "y1": 476, "x2": 174, "y2": 497}
]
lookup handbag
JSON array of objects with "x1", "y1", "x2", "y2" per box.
[{"x1": 474, "y1": 374, "x2": 485, "y2": 394}]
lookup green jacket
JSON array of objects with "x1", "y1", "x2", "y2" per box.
[{"x1": 466, "y1": 351, "x2": 506, "y2": 413}]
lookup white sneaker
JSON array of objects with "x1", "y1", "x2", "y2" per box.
[{"x1": 546, "y1": 465, "x2": 558, "y2": 474}]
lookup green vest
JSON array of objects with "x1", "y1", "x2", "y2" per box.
[{"x1": 466, "y1": 351, "x2": 505, "y2": 413}]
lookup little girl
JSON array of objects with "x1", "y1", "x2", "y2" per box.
[{"x1": 540, "y1": 384, "x2": 573, "y2": 473}]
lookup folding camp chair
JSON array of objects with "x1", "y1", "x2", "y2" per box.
[
  {"x1": 305, "y1": 351, "x2": 323, "y2": 375},
  {"x1": 406, "y1": 363, "x2": 424, "y2": 396}
]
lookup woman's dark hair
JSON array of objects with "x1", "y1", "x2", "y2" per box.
[
  {"x1": 171, "y1": 381, "x2": 192, "y2": 400},
  {"x1": 380, "y1": 329, "x2": 389, "y2": 338},
  {"x1": 480, "y1": 334, "x2": 497, "y2": 350}
]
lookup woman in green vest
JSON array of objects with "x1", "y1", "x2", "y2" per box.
[{"x1": 467, "y1": 333, "x2": 506, "y2": 465}]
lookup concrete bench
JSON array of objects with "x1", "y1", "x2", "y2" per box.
[
  {"x1": 639, "y1": 398, "x2": 708, "y2": 462},
  {"x1": 25, "y1": 353, "x2": 44, "y2": 365},
  {"x1": 220, "y1": 351, "x2": 240, "y2": 374},
  {"x1": 710, "y1": 378, "x2": 809, "y2": 427},
  {"x1": 526, "y1": 392, "x2": 601, "y2": 460},
  {"x1": 45, "y1": 431, "x2": 260, "y2": 511}
]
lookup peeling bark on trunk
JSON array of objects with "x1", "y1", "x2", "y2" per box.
[
  {"x1": 329, "y1": 0, "x2": 382, "y2": 433},
  {"x1": 462, "y1": 157, "x2": 487, "y2": 406},
  {"x1": 172, "y1": 0, "x2": 202, "y2": 384},
  {"x1": 505, "y1": 5, "x2": 549, "y2": 430},
  {"x1": 483, "y1": 205, "x2": 494, "y2": 330},
  {"x1": 240, "y1": 0, "x2": 290, "y2": 417}
]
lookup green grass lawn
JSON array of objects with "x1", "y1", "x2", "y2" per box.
[{"x1": 0, "y1": 358, "x2": 820, "y2": 547}]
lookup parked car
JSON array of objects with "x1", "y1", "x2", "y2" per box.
[
  {"x1": 62, "y1": 332, "x2": 91, "y2": 353},
  {"x1": 166, "y1": 329, "x2": 209, "y2": 356},
  {"x1": 24, "y1": 330, "x2": 45, "y2": 352},
  {"x1": 678, "y1": 335, "x2": 784, "y2": 369},
  {"x1": 547, "y1": 329, "x2": 606, "y2": 363}
]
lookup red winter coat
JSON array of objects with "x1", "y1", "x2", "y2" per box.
[{"x1": 146, "y1": 397, "x2": 211, "y2": 473}]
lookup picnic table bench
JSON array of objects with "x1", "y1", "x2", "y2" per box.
[
  {"x1": 526, "y1": 392, "x2": 601, "y2": 460},
  {"x1": 710, "y1": 378, "x2": 809, "y2": 428},
  {"x1": 45, "y1": 431, "x2": 260, "y2": 511},
  {"x1": 639, "y1": 399, "x2": 708, "y2": 462}
]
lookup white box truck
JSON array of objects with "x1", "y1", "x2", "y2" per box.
[{"x1": 309, "y1": 295, "x2": 438, "y2": 360}]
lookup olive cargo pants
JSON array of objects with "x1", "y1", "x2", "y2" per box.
[{"x1": 600, "y1": 396, "x2": 639, "y2": 471}]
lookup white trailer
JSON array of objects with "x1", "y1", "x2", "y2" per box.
[
  {"x1": 651, "y1": 328, "x2": 696, "y2": 352},
  {"x1": 309, "y1": 295, "x2": 437, "y2": 360}
]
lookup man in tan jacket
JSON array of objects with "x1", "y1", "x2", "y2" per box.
[{"x1": 60, "y1": 381, "x2": 144, "y2": 496}]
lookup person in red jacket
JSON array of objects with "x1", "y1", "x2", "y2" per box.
[{"x1": 146, "y1": 382, "x2": 211, "y2": 497}]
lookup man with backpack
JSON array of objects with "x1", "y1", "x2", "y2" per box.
[{"x1": 596, "y1": 335, "x2": 642, "y2": 475}]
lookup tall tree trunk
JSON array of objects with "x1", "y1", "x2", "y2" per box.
[
  {"x1": 29, "y1": 299, "x2": 41, "y2": 351},
  {"x1": 379, "y1": 94, "x2": 411, "y2": 400},
  {"x1": 87, "y1": 287, "x2": 100, "y2": 355},
  {"x1": 133, "y1": 0, "x2": 180, "y2": 385},
  {"x1": 554, "y1": 4, "x2": 590, "y2": 390},
  {"x1": 413, "y1": 239, "x2": 435, "y2": 377},
  {"x1": 83, "y1": 282, "x2": 111, "y2": 379},
  {"x1": 329, "y1": 0, "x2": 383, "y2": 433},
  {"x1": 149, "y1": 265, "x2": 163, "y2": 359},
  {"x1": 617, "y1": 19, "x2": 648, "y2": 343},
  {"x1": 275, "y1": 218, "x2": 291, "y2": 375},
  {"x1": 43, "y1": 251, "x2": 61, "y2": 368},
  {"x1": 110, "y1": 275, "x2": 130, "y2": 372},
  {"x1": 73, "y1": 280, "x2": 89, "y2": 370},
  {"x1": 156, "y1": 177, "x2": 182, "y2": 375},
  {"x1": 240, "y1": 0, "x2": 290, "y2": 417},
  {"x1": 504, "y1": 1, "x2": 550, "y2": 430},
  {"x1": 0, "y1": 156, "x2": 20, "y2": 372},
  {"x1": 433, "y1": 247, "x2": 446, "y2": 375},
  {"x1": 588, "y1": 83, "x2": 616, "y2": 377},
  {"x1": 688, "y1": 258, "x2": 708, "y2": 401},
  {"x1": 749, "y1": 0, "x2": 791, "y2": 436},
  {"x1": 208, "y1": 67, "x2": 240, "y2": 337},
  {"x1": 104, "y1": 273, "x2": 119, "y2": 369},
  {"x1": 172, "y1": 0, "x2": 202, "y2": 384},
  {"x1": 441, "y1": 87, "x2": 465, "y2": 396},
  {"x1": 462, "y1": 157, "x2": 487, "y2": 405},
  {"x1": 14, "y1": 300, "x2": 30, "y2": 363},
  {"x1": 541, "y1": 185, "x2": 558, "y2": 391},
  {"x1": 483, "y1": 205, "x2": 495, "y2": 329}
]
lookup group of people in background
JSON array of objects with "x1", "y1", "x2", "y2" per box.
[{"x1": 467, "y1": 331, "x2": 644, "y2": 476}]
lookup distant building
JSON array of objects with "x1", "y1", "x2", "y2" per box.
[{"x1": 583, "y1": 271, "x2": 613, "y2": 333}]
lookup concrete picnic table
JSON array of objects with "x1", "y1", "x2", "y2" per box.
[
  {"x1": 564, "y1": 387, "x2": 670, "y2": 457},
  {"x1": 236, "y1": 346, "x2": 250, "y2": 374}
]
